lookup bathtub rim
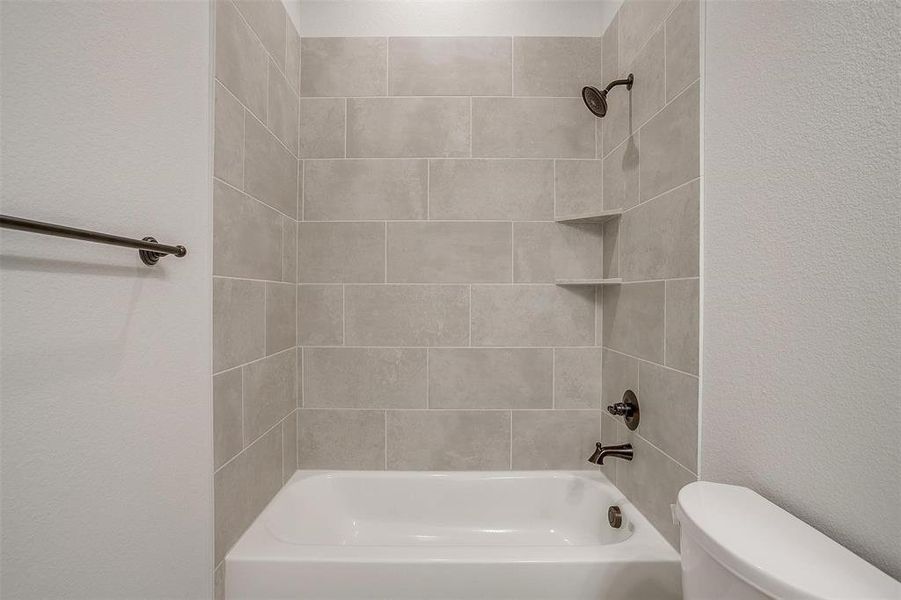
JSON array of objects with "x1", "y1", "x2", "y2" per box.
[{"x1": 225, "y1": 469, "x2": 680, "y2": 565}]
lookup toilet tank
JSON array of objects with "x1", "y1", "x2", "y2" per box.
[{"x1": 676, "y1": 482, "x2": 901, "y2": 600}]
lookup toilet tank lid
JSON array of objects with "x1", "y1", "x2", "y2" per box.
[{"x1": 676, "y1": 482, "x2": 901, "y2": 600}]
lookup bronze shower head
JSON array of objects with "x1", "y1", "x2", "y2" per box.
[{"x1": 582, "y1": 73, "x2": 634, "y2": 118}]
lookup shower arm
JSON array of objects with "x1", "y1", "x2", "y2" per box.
[{"x1": 605, "y1": 74, "x2": 634, "y2": 93}]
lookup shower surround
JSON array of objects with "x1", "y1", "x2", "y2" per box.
[{"x1": 212, "y1": 0, "x2": 700, "y2": 585}]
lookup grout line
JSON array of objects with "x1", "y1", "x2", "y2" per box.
[
  {"x1": 213, "y1": 346, "x2": 298, "y2": 378},
  {"x1": 604, "y1": 346, "x2": 699, "y2": 380},
  {"x1": 214, "y1": 411, "x2": 286, "y2": 475},
  {"x1": 292, "y1": 407, "x2": 600, "y2": 413},
  {"x1": 214, "y1": 171, "x2": 296, "y2": 221},
  {"x1": 623, "y1": 176, "x2": 701, "y2": 214},
  {"x1": 293, "y1": 95, "x2": 587, "y2": 100}
]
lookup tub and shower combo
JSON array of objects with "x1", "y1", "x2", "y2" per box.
[{"x1": 225, "y1": 470, "x2": 681, "y2": 599}]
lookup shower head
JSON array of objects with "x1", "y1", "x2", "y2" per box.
[
  {"x1": 581, "y1": 86, "x2": 608, "y2": 117},
  {"x1": 582, "y1": 73, "x2": 634, "y2": 118}
]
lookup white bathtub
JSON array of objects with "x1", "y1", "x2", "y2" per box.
[{"x1": 225, "y1": 470, "x2": 681, "y2": 599}]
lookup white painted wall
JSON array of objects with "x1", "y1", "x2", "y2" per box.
[
  {"x1": 702, "y1": 0, "x2": 900, "y2": 579},
  {"x1": 295, "y1": 0, "x2": 621, "y2": 36},
  {"x1": 0, "y1": 1, "x2": 213, "y2": 597}
]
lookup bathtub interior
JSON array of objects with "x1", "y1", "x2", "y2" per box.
[{"x1": 263, "y1": 471, "x2": 635, "y2": 547}]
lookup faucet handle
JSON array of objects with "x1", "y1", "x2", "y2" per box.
[{"x1": 606, "y1": 389, "x2": 640, "y2": 431}]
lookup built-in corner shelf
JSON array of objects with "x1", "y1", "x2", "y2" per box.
[
  {"x1": 555, "y1": 278, "x2": 622, "y2": 286},
  {"x1": 554, "y1": 209, "x2": 623, "y2": 224}
]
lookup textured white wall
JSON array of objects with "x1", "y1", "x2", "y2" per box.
[
  {"x1": 702, "y1": 0, "x2": 900, "y2": 579},
  {"x1": 0, "y1": 1, "x2": 213, "y2": 597},
  {"x1": 295, "y1": 0, "x2": 621, "y2": 36}
]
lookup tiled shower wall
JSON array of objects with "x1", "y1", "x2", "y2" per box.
[
  {"x1": 599, "y1": 0, "x2": 701, "y2": 547},
  {"x1": 295, "y1": 36, "x2": 611, "y2": 473},
  {"x1": 211, "y1": 0, "x2": 301, "y2": 586}
]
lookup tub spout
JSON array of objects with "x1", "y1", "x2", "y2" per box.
[{"x1": 587, "y1": 442, "x2": 633, "y2": 465}]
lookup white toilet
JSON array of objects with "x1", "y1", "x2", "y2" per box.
[{"x1": 676, "y1": 482, "x2": 901, "y2": 600}]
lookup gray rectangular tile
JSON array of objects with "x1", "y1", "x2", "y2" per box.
[
  {"x1": 471, "y1": 285, "x2": 595, "y2": 346},
  {"x1": 617, "y1": 0, "x2": 676, "y2": 71},
  {"x1": 215, "y1": 0, "x2": 267, "y2": 120},
  {"x1": 620, "y1": 179, "x2": 699, "y2": 280},
  {"x1": 300, "y1": 37, "x2": 387, "y2": 97},
  {"x1": 602, "y1": 14, "x2": 619, "y2": 86},
  {"x1": 213, "y1": 179, "x2": 282, "y2": 280},
  {"x1": 387, "y1": 410, "x2": 510, "y2": 470},
  {"x1": 602, "y1": 219, "x2": 620, "y2": 279},
  {"x1": 282, "y1": 216, "x2": 296, "y2": 283},
  {"x1": 555, "y1": 347, "x2": 603, "y2": 409},
  {"x1": 298, "y1": 409, "x2": 386, "y2": 470},
  {"x1": 243, "y1": 349, "x2": 296, "y2": 442},
  {"x1": 665, "y1": 0, "x2": 700, "y2": 101},
  {"x1": 213, "y1": 368, "x2": 243, "y2": 469},
  {"x1": 214, "y1": 564, "x2": 225, "y2": 600},
  {"x1": 512, "y1": 410, "x2": 600, "y2": 469},
  {"x1": 428, "y1": 159, "x2": 554, "y2": 220},
  {"x1": 213, "y1": 277, "x2": 265, "y2": 372},
  {"x1": 628, "y1": 27, "x2": 665, "y2": 129},
  {"x1": 602, "y1": 281, "x2": 665, "y2": 362},
  {"x1": 286, "y1": 18, "x2": 300, "y2": 92},
  {"x1": 429, "y1": 348, "x2": 553, "y2": 409},
  {"x1": 389, "y1": 37, "x2": 512, "y2": 96},
  {"x1": 513, "y1": 222, "x2": 604, "y2": 283},
  {"x1": 265, "y1": 282, "x2": 296, "y2": 354},
  {"x1": 214, "y1": 425, "x2": 281, "y2": 564},
  {"x1": 602, "y1": 135, "x2": 640, "y2": 209},
  {"x1": 234, "y1": 0, "x2": 287, "y2": 70},
  {"x1": 267, "y1": 60, "x2": 298, "y2": 155},
  {"x1": 282, "y1": 411, "x2": 298, "y2": 482},
  {"x1": 638, "y1": 361, "x2": 698, "y2": 470},
  {"x1": 299, "y1": 98, "x2": 345, "y2": 158},
  {"x1": 665, "y1": 278, "x2": 699, "y2": 375},
  {"x1": 297, "y1": 284, "x2": 344, "y2": 346},
  {"x1": 388, "y1": 222, "x2": 512, "y2": 283},
  {"x1": 213, "y1": 82, "x2": 244, "y2": 188},
  {"x1": 304, "y1": 347, "x2": 427, "y2": 409},
  {"x1": 298, "y1": 222, "x2": 385, "y2": 283},
  {"x1": 344, "y1": 285, "x2": 469, "y2": 346},
  {"x1": 601, "y1": 86, "x2": 631, "y2": 157},
  {"x1": 245, "y1": 114, "x2": 298, "y2": 217},
  {"x1": 616, "y1": 432, "x2": 695, "y2": 548},
  {"x1": 347, "y1": 97, "x2": 470, "y2": 158},
  {"x1": 554, "y1": 160, "x2": 603, "y2": 218},
  {"x1": 304, "y1": 159, "x2": 427, "y2": 220},
  {"x1": 639, "y1": 81, "x2": 699, "y2": 201},
  {"x1": 602, "y1": 348, "x2": 638, "y2": 407},
  {"x1": 513, "y1": 37, "x2": 601, "y2": 97},
  {"x1": 472, "y1": 98, "x2": 595, "y2": 158}
]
